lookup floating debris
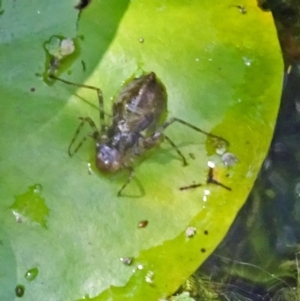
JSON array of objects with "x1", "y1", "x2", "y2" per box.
[
  {"x1": 87, "y1": 162, "x2": 93, "y2": 175},
  {"x1": 145, "y1": 270, "x2": 154, "y2": 284},
  {"x1": 138, "y1": 220, "x2": 148, "y2": 228},
  {"x1": 137, "y1": 264, "x2": 144, "y2": 270},
  {"x1": 185, "y1": 227, "x2": 197, "y2": 238},
  {"x1": 120, "y1": 257, "x2": 133, "y2": 266},
  {"x1": 222, "y1": 152, "x2": 238, "y2": 167}
]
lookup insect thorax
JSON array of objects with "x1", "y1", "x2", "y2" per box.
[{"x1": 113, "y1": 72, "x2": 168, "y2": 134}]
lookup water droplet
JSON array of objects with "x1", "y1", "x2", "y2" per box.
[
  {"x1": 42, "y1": 36, "x2": 81, "y2": 84},
  {"x1": 185, "y1": 226, "x2": 196, "y2": 237},
  {"x1": 133, "y1": 68, "x2": 144, "y2": 79},
  {"x1": 215, "y1": 144, "x2": 227, "y2": 155},
  {"x1": 61, "y1": 39, "x2": 75, "y2": 57},
  {"x1": 87, "y1": 162, "x2": 93, "y2": 175},
  {"x1": 45, "y1": 37, "x2": 75, "y2": 60},
  {"x1": 139, "y1": 37, "x2": 144, "y2": 43},
  {"x1": 15, "y1": 284, "x2": 25, "y2": 297},
  {"x1": 246, "y1": 170, "x2": 254, "y2": 178},
  {"x1": 11, "y1": 184, "x2": 49, "y2": 227},
  {"x1": 24, "y1": 267, "x2": 39, "y2": 281},
  {"x1": 207, "y1": 161, "x2": 215, "y2": 168},
  {"x1": 222, "y1": 152, "x2": 238, "y2": 167},
  {"x1": 243, "y1": 56, "x2": 252, "y2": 66},
  {"x1": 137, "y1": 264, "x2": 143, "y2": 270},
  {"x1": 145, "y1": 271, "x2": 154, "y2": 284},
  {"x1": 203, "y1": 189, "x2": 210, "y2": 202},
  {"x1": 33, "y1": 184, "x2": 42, "y2": 194},
  {"x1": 120, "y1": 257, "x2": 133, "y2": 266},
  {"x1": 195, "y1": 58, "x2": 199, "y2": 62}
]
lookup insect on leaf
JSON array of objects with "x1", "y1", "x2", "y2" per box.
[{"x1": 0, "y1": 0, "x2": 282, "y2": 300}]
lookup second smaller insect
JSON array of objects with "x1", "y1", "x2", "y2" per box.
[{"x1": 50, "y1": 72, "x2": 228, "y2": 195}]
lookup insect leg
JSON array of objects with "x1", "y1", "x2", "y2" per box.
[
  {"x1": 179, "y1": 183, "x2": 202, "y2": 190},
  {"x1": 164, "y1": 135, "x2": 188, "y2": 166},
  {"x1": 207, "y1": 167, "x2": 231, "y2": 191},
  {"x1": 49, "y1": 75, "x2": 106, "y2": 133},
  {"x1": 68, "y1": 117, "x2": 99, "y2": 156},
  {"x1": 117, "y1": 166, "x2": 135, "y2": 197},
  {"x1": 158, "y1": 117, "x2": 228, "y2": 145},
  {"x1": 180, "y1": 167, "x2": 232, "y2": 191}
]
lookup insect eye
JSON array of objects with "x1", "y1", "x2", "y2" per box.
[{"x1": 96, "y1": 145, "x2": 121, "y2": 172}]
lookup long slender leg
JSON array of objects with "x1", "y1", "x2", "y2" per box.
[
  {"x1": 164, "y1": 135, "x2": 188, "y2": 166},
  {"x1": 207, "y1": 167, "x2": 232, "y2": 191},
  {"x1": 180, "y1": 167, "x2": 231, "y2": 191},
  {"x1": 156, "y1": 117, "x2": 229, "y2": 145},
  {"x1": 49, "y1": 74, "x2": 106, "y2": 133},
  {"x1": 117, "y1": 166, "x2": 134, "y2": 196},
  {"x1": 68, "y1": 117, "x2": 99, "y2": 156},
  {"x1": 147, "y1": 117, "x2": 227, "y2": 167},
  {"x1": 179, "y1": 183, "x2": 202, "y2": 190}
]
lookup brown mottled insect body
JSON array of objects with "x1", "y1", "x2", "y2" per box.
[
  {"x1": 50, "y1": 72, "x2": 227, "y2": 195},
  {"x1": 114, "y1": 72, "x2": 167, "y2": 133},
  {"x1": 96, "y1": 73, "x2": 167, "y2": 173}
]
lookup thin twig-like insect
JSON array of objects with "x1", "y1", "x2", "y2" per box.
[
  {"x1": 50, "y1": 72, "x2": 228, "y2": 196},
  {"x1": 179, "y1": 165, "x2": 232, "y2": 191}
]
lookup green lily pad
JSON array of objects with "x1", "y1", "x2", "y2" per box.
[{"x1": 0, "y1": 0, "x2": 282, "y2": 300}]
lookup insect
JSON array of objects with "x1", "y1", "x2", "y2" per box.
[
  {"x1": 179, "y1": 163, "x2": 232, "y2": 191},
  {"x1": 230, "y1": 5, "x2": 247, "y2": 14},
  {"x1": 50, "y1": 72, "x2": 228, "y2": 196}
]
